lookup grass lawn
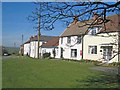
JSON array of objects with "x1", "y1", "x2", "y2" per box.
[{"x1": 2, "y1": 56, "x2": 119, "y2": 88}]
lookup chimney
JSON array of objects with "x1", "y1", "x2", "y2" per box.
[
  {"x1": 30, "y1": 36, "x2": 33, "y2": 41},
  {"x1": 73, "y1": 16, "x2": 78, "y2": 24},
  {"x1": 93, "y1": 12, "x2": 104, "y2": 24},
  {"x1": 93, "y1": 12, "x2": 99, "y2": 21}
]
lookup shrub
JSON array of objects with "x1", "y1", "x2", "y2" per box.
[
  {"x1": 117, "y1": 62, "x2": 120, "y2": 67},
  {"x1": 93, "y1": 61, "x2": 101, "y2": 66},
  {"x1": 110, "y1": 62, "x2": 119, "y2": 67},
  {"x1": 43, "y1": 53, "x2": 51, "y2": 58}
]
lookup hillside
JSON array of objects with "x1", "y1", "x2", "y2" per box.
[
  {"x1": 0, "y1": 46, "x2": 20, "y2": 56},
  {"x1": 4, "y1": 47, "x2": 19, "y2": 55},
  {"x1": 0, "y1": 46, "x2": 2, "y2": 55}
]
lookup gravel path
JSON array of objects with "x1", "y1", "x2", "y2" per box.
[{"x1": 90, "y1": 66, "x2": 119, "y2": 74}]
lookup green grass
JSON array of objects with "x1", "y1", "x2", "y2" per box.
[
  {"x1": 2, "y1": 56, "x2": 119, "y2": 88},
  {"x1": 0, "y1": 56, "x2": 2, "y2": 89}
]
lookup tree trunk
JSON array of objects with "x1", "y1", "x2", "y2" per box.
[{"x1": 37, "y1": 15, "x2": 40, "y2": 59}]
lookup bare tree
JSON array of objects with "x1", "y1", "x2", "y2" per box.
[
  {"x1": 40, "y1": 2, "x2": 119, "y2": 29},
  {"x1": 28, "y1": 1, "x2": 120, "y2": 60},
  {"x1": 27, "y1": 2, "x2": 47, "y2": 59}
]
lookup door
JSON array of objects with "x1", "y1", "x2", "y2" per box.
[
  {"x1": 103, "y1": 46, "x2": 112, "y2": 61},
  {"x1": 61, "y1": 48, "x2": 63, "y2": 58}
]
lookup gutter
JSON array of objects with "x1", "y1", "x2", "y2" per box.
[{"x1": 82, "y1": 34, "x2": 84, "y2": 59}]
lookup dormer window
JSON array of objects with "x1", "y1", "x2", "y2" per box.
[
  {"x1": 67, "y1": 36, "x2": 71, "y2": 44},
  {"x1": 77, "y1": 36, "x2": 82, "y2": 44},
  {"x1": 88, "y1": 27, "x2": 101, "y2": 35}
]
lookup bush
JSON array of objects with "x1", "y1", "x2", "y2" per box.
[
  {"x1": 117, "y1": 62, "x2": 120, "y2": 67},
  {"x1": 79, "y1": 59, "x2": 85, "y2": 62},
  {"x1": 110, "y1": 62, "x2": 119, "y2": 67},
  {"x1": 93, "y1": 61, "x2": 101, "y2": 66},
  {"x1": 43, "y1": 53, "x2": 51, "y2": 58}
]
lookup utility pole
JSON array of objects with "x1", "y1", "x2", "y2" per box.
[
  {"x1": 14, "y1": 42, "x2": 16, "y2": 48},
  {"x1": 20, "y1": 34, "x2": 24, "y2": 56},
  {"x1": 37, "y1": 3, "x2": 41, "y2": 59},
  {"x1": 22, "y1": 34, "x2": 24, "y2": 45},
  {"x1": 118, "y1": 30, "x2": 120, "y2": 63}
]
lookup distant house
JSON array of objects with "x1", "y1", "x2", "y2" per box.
[
  {"x1": 0, "y1": 46, "x2": 3, "y2": 56},
  {"x1": 23, "y1": 40, "x2": 30, "y2": 56},
  {"x1": 0, "y1": 46, "x2": 6, "y2": 56},
  {"x1": 83, "y1": 14, "x2": 119, "y2": 63},
  {"x1": 29, "y1": 35, "x2": 56, "y2": 58},
  {"x1": 19, "y1": 44, "x2": 24, "y2": 56},
  {"x1": 58, "y1": 17, "x2": 87, "y2": 60},
  {"x1": 41, "y1": 37, "x2": 59, "y2": 58}
]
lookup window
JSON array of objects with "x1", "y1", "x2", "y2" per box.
[
  {"x1": 88, "y1": 46, "x2": 97, "y2": 54},
  {"x1": 56, "y1": 48, "x2": 58, "y2": 55},
  {"x1": 91, "y1": 28, "x2": 96, "y2": 35},
  {"x1": 88, "y1": 27, "x2": 100, "y2": 35},
  {"x1": 77, "y1": 36, "x2": 82, "y2": 44},
  {"x1": 43, "y1": 49, "x2": 46, "y2": 53},
  {"x1": 71, "y1": 49, "x2": 77, "y2": 57},
  {"x1": 67, "y1": 36, "x2": 71, "y2": 44},
  {"x1": 61, "y1": 37, "x2": 63, "y2": 44}
]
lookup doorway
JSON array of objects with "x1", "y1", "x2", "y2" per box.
[
  {"x1": 61, "y1": 48, "x2": 63, "y2": 58},
  {"x1": 102, "y1": 46, "x2": 112, "y2": 61}
]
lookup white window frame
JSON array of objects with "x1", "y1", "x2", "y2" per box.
[
  {"x1": 43, "y1": 49, "x2": 46, "y2": 53},
  {"x1": 67, "y1": 36, "x2": 71, "y2": 44},
  {"x1": 77, "y1": 36, "x2": 82, "y2": 44},
  {"x1": 88, "y1": 46, "x2": 97, "y2": 54},
  {"x1": 88, "y1": 27, "x2": 101, "y2": 35},
  {"x1": 71, "y1": 49, "x2": 77, "y2": 57}
]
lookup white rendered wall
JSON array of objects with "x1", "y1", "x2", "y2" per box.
[
  {"x1": 83, "y1": 32, "x2": 118, "y2": 63},
  {"x1": 24, "y1": 43, "x2": 30, "y2": 56},
  {"x1": 42, "y1": 47, "x2": 59, "y2": 58},
  {"x1": 30, "y1": 41, "x2": 43, "y2": 58},
  {"x1": 59, "y1": 36, "x2": 82, "y2": 60}
]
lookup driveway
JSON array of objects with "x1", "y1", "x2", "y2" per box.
[
  {"x1": 90, "y1": 66, "x2": 119, "y2": 74},
  {"x1": 2, "y1": 56, "x2": 12, "y2": 60}
]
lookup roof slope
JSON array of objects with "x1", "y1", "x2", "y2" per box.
[
  {"x1": 100, "y1": 14, "x2": 120, "y2": 33},
  {"x1": 30, "y1": 35, "x2": 56, "y2": 42},
  {"x1": 60, "y1": 21, "x2": 89, "y2": 37},
  {"x1": 42, "y1": 37, "x2": 59, "y2": 48},
  {"x1": 24, "y1": 40, "x2": 30, "y2": 44},
  {"x1": 60, "y1": 14, "x2": 120, "y2": 37}
]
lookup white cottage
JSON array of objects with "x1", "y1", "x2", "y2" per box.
[
  {"x1": 41, "y1": 37, "x2": 59, "y2": 58},
  {"x1": 83, "y1": 14, "x2": 119, "y2": 63},
  {"x1": 58, "y1": 14, "x2": 119, "y2": 63},
  {"x1": 23, "y1": 40, "x2": 30, "y2": 56},
  {"x1": 58, "y1": 17, "x2": 87, "y2": 60},
  {"x1": 29, "y1": 35, "x2": 55, "y2": 58}
]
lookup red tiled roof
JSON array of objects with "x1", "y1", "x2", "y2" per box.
[
  {"x1": 60, "y1": 21, "x2": 89, "y2": 37},
  {"x1": 30, "y1": 35, "x2": 56, "y2": 41},
  {"x1": 24, "y1": 40, "x2": 30, "y2": 44},
  {"x1": 100, "y1": 14, "x2": 120, "y2": 33},
  {"x1": 42, "y1": 37, "x2": 59, "y2": 47},
  {"x1": 60, "y1": 14, "x2": 120, "y2": 37}
]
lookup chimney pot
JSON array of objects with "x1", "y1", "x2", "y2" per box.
[
  {"x1": 73, "y1": 16, "x2": 78, "y2": 24},
  {"x1": 93, "y1": 12, "x2": 99, "y2": 21}
]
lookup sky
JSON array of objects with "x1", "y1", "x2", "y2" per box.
[
  {"x1": 2, "y1": 2, "x2": 66, "y2": 47},
  {"x1": 2, "y1": 2, "x2": 118, "y2": 47},
  {"x1": 0, "y1": 3, "x2": 2, "y2": 46}
]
